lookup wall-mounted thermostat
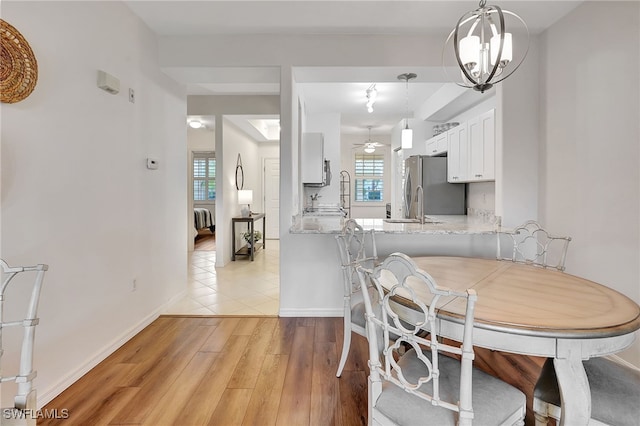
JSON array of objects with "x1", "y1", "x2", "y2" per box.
[{"x1": 146, "y1": 158, "x2": 159, "y2": 170}]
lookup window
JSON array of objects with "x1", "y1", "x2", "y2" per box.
[
  {"x1": 354, "y1": 152, "x2": 384, "y2": 202},
  {"x1": 193, "y1": 152, "x2": 216, "y2": 201}
]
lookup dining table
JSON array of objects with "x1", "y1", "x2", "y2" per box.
[{"x1": 382, "y1": 256, "x2": 640, "y2": 426}]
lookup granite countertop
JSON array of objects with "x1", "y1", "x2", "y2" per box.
[{"x1": 290, "y1": 213, "x2": 501, "y2": 235}]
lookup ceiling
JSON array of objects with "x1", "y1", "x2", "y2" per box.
[{"x1": 125, "y1": 1, "x2": 584, "y2": 138}]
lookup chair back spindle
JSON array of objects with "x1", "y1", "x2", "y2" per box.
[{"x1": 497, "y1": 220, "x2": 571, "y2": 271}]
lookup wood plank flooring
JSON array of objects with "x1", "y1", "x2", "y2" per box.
[
  {"x1": 194, "y1": 232, "x2": 216, "y2": 251},
  {"x1": 38, "y1": 316, "x2": 544, "y2": 426}
]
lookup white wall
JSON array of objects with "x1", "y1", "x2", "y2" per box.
[
  {"x1": 496, "y1": 39, "x2": 541, "y2": 227},
  {"x1": 538, "y1": 1, "x2": 640, "y2": 365},
  {"x1": 0, "y1": 0, "x2": 187, "y2": 406}
]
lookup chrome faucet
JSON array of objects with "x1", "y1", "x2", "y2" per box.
[{"x1": 415, "y1": 185, "x2": 425, "y2": 224}]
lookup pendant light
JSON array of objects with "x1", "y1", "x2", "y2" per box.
[
  {"x1": 443, "y1": 0, "x2": 529, "y2": 93},
  {"x1": 397, "y1": 73, "x2": 416, "y2": 149}
]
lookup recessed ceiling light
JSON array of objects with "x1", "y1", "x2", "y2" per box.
[
  {"x1": 248, "y1": 118, "x2": 280, "y2": 141},
  {"x1": 188, "y1": 120, "x2": 203, "y2": 129}
]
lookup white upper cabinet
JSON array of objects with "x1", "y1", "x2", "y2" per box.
[
  {"x1": 426, "y1": 132, "x2": 448, "y2": 156},
  {"x1": 447, "y1": 122, "x2": 468, "y2": 182},
  {"x1": 301, "y1": 132, "x2": 325, "y2": 185},
  {"x1": 447, "y1": 109, "x2": 495, "y2": 183},
  {"x1": 468, "y1": 109, "x2": 495, "y2": 181}
]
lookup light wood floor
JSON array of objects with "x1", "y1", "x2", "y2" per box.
[{"x1": 38, "y1": 316, "x2": 544, "y2": 426}]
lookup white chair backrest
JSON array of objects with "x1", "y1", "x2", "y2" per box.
[
  {"x1": 357, "y1": 253, "x2": 478, "y2": 421},
  {"x1": 497, "y1": 220, "x2": 571, "y2": 271},
  {"x1": 1, "y1": 259, "x2": 48, "y2": 412},
  {"x1": 335, "y1": 219, "x2": 377, "y2": 297}
]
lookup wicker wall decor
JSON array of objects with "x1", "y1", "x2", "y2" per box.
[{"x1": 1, "y1": 19, "x2": 38, "y2": 104}]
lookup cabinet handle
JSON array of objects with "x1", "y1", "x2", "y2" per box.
[
  {"x1": 432, "y1": 149, "x2": 437, "y2": 153},
  {"x1": 475, "y1": 174, "x2": 483, "y2": 178}
]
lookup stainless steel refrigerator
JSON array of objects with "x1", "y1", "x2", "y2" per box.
[{"x1": 403, "y1": 155, "x2": 466, "y2": 218}]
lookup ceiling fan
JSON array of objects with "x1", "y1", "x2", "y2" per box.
[{"x1": 353, "y1": 126, "x2": 384, "y2": 153}]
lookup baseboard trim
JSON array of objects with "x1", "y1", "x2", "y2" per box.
[
  {"x1": 606, "y1": 354, "x2": 640, "y2": 371},
  {"x1": 36, "y1": 294, "x2": 184, "y2": 409},
  {"x1": 279, "y1": 308, "x2": 343, "y2": 317}
]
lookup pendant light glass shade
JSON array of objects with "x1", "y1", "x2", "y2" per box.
[
  {"x1": 397, "y1": 73, "x2": 416, "y2": 150},
  {"x1": 401, "y1": 127, "x2": 413, "y2": 149},
  {"x1": 443, "y1": 0, "x2": 528, "y2": 93}
]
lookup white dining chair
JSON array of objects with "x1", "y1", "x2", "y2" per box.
[
  {"x1": 1, "y1": 259, "x2": 48, "y2": 426},
  {"x1": 497, "y1": 220, "x2": 571, "y2": 271},
  {"x1": 335, "y1": 219, "x2": 378, "y2": 377},
  {"x1": 357, "y1": 252, "x2": 526, "y2": 425},
  {"x1": 533, "y1": 357, "x2": 640, "y2": 426}
]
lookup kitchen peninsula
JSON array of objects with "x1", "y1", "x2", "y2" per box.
[
  {"x1": 281, "y1": 212, "x2": 501, "y2": 317},
  {"x1": 291, "y1": 214, "x2": 500, "y2": 235}
]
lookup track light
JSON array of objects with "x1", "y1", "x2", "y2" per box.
[{"x1": 365, "y1": 84, "x2": 377, "y2": 113}]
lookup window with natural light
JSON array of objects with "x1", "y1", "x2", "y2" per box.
[
  {"x1": 354, "y1": 152, "x2": 384, "y2": 202},
  {"x1": 193, "y1": 152, "x2": 216, "y2": 201}
]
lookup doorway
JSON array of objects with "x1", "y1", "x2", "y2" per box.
[{"x1": 263, "y1": 157, "x2": 280, "y2": 239}]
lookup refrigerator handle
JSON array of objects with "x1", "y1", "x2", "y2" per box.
[{"x1": 404, "y1": 168, "x2": 411, "y2": 218}]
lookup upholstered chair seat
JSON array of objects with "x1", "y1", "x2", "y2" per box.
[{"x1": 533, "y1": 357, "x2": 640, "y2": 426}]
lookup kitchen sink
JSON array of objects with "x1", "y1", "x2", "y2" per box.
[{"x1": 383, "y1": 218, "x2": 443, "y2": 224}]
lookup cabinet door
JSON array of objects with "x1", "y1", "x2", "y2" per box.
[
  {"x1": 426, "y1": 133, "x2": 448, "y2": 156},
  {"x1": 469, "y1": 109, "x2": 495, "y2": 181},
  {"x1": 301, "y1": 133, "x2": 324, "y2": 184},
  {"x1": 447, "y1": 123, "x2": 468, "y2": 182}
]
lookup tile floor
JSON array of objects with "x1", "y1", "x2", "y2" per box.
[{"x1": 165, "y1": 240, "x2": 280, "y2": 315}]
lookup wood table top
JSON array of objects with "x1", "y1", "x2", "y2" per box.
[{"x1": 396, "y1": 256, "x2": 640, "y2": 338}]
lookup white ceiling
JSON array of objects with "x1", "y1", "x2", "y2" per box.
[{"x1": 124, "y1": 1, "x2": 584, "y2": 137}]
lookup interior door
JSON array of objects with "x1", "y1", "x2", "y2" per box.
[{"x1": 263, "y1": 158, "x2": 280, "y2": 239}]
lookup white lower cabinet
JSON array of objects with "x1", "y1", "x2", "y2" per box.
[{"x1": 447, "y1": 109, "x2": 495, "y2": 183}]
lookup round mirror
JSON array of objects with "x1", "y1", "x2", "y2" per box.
[{"x1": 235, "y1": 154, "x2": 244, "y2": 190}]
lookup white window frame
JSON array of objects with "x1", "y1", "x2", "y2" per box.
[
  {"x1": 353, "y1": 151, "x2": 385, "y2": 204},
  {"x1": 193, "y1": 151, "x2": 216, "y2": 204}
]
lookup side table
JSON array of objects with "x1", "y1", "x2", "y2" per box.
[{"x1": 232, "y1": 213, "x2": 266, "y2": 261}]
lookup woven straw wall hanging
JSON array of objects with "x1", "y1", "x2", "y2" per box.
[{"x1": 1, "y1": 19, "x2": 38, "y2": 104}]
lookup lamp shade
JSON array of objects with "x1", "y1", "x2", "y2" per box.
[
  {"x1": 401, "y1": 127, "x2": 413, "y2": 149},
  {"x1": 238, "y1": 189, "x2": 253, "y2": 205}
]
